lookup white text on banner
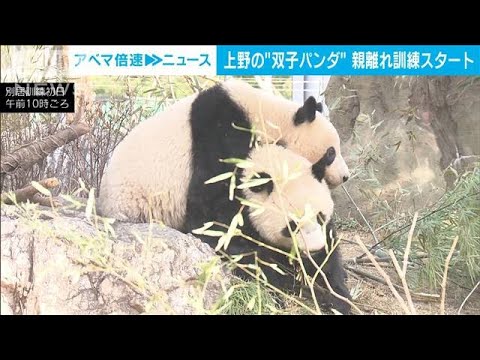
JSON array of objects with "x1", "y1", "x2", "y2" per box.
[{"x1": 69, "y1": 46, "x2": 216, "y2": 76}]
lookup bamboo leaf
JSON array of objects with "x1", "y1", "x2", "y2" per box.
[
  {"x1": 31, "y1": 181, "x2": 51, "y2": 197},
  {"x1": 85, "y1": 188, "x2": 95, "y2": 221},
  {"x1": 237, "y1": 197, "x2": 263, "y2": 209},
  {"x1": 266, "y1": 263, "x2": 286, "y2": 275},
  {"x1": 215, "y1": 235, "x2": 227, "y2": 252},
  {"x1": 247, "y1": 297, "x2": 256, "y2": 310},
  {"x1": 229, "y1": 174, "x2": 236, "y2": 201},
  {"x1": 60, "y1": 194, "x2": 83, "y2": 208},
  {"x1": 192, "y1": 221, "x2": 215, "y2": 234},
  {"x1": 78, "y1": 178, "x2": 87, "y2": 190},
  {"x1": 237, "y1": 178, "x2": 271, "y2": 190},
  {"x1": 237, "y1": 213, "x2": 244, "y2": 227},
  {"x1": 198, "y1": 230, "x2": 225, "y2": 237},
  {"x1": 223, "y1": 215, "x2": 240, "y2": 249},
  {"x1": 205, "y1": 172, "x2": 233, "y2": 184},
  {"x1": 220, "y1": 158, "x2": 253, "y2": 169},
  {"x1": 232, "y1": 122, "x2": 253, "y2": 133}
]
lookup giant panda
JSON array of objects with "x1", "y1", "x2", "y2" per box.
[
  {"x1": 98, "y1": 79, "x2": 350, "y2": 234},
  {"x1": 193, "y1": 144, "x2": 351, "y2": 314}
]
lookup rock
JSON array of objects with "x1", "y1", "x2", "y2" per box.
[
  {"x1": 326, "y1": 76, "x2": 480, "y2": 224},
  {"x1": 325, "y1": 76, "x2": 446, "y2": 224},
  {"x1": 0, "y1": 204, "x2": 230, "y2": 315}
]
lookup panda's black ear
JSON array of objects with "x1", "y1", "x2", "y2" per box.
[
  {"x1": 316, "y1": 102, "x2": 323, "y2": 113},
  {"x1": 249, "y1": 172, "x2": 273, "y2": 195},
  {"x1": 294, "y1": 96, "x2": 317, "y2": 125}
]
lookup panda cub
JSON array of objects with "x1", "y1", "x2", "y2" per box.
[
  {"x1": 197, "y1": 144, "x2": 351, "y2": 314},
  {"x1": 98, "y1": 79, "x2": 350, "y2": 232}
]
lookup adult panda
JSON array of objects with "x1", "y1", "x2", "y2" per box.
[
  {"x1": 98, "y1": 79, "x2": 350, "y2": 233},
  {"x1": 195, "y1": 144, "x2": 351, "y2": 314}
]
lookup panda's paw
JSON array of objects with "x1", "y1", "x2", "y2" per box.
[
  {"x1": 319, "y1": 283, "x2": 352, "y2": 315},
  {"x1": 329, "y1": 297, "x2": 352, "y2": 315},
  {"x1": 314, "y1": 289, "x2": 352, "y2": 315}
]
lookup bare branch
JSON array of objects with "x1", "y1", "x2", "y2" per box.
[
  {"x1": 345, "y1": 264, "x2": 439, "y2": 302},
  {"x1": 440, "y1": 236, "x2": 459, "y2": 315},
  {"x1": 354, "y1": 235, "x2": 411, "y2": 314},
  {"x1": 1, "y1": 123, "x2": 90, "y2": 175},
  {"x1": 342, "y1": 184, "x2": 380, "y2": 244},
  {"x1": 403, "y1": 212, "x2": 418, "y2": 274},
  {"x1": 457, "y1": 281, "x2": 480, "y2": 315},
  {"x1": 389, "y1": 249, "x2": 416, "y2": 314},
  {"x1": 304, "y1": 249, "x2": 363, "y2": 315},
  {"x1": 350, "y1": 256, "x2": 392, "y2": 264},
  {"x1": 386, "y1": 212, "x2": 419, "y2": 314}
]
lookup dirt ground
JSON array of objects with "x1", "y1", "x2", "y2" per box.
[{"x1": 338, "y1": 229, "x2": 480, "y2": 315}]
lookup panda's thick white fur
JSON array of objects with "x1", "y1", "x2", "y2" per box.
[
  {"x1": 241, "y1": 144, "x2": 334, "y2": 253},
  {"x1": 98, "y1": 95, "x2": 195, "y2": 227},
  {"x1": 98, "y1": 79, "x2": 349, "y2": 227}
]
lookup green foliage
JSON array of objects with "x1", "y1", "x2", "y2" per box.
[
  {"x1": 388, "y1": 166, "x2": 480, "y2": 289},
  {"x1": 216, "y1": 280, "x2": 282, "y2": 315}
]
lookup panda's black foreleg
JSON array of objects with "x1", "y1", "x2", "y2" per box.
[
  {"x1": 228, "y1": 248, "x2": 352, "y2": 314},
  {"x1": 300, "y1": 219, "x2": 352, "y2": 314},
  {"x1": 222, "y1": 243, "x2": 298, "y2": 292}
]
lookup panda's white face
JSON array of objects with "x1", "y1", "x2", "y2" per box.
[
  {"x1": 222, "y1": 80, "x2": 350, "y2": 189},
  {"x1": 241, "y1": 145, "x2": 334, "y2": 253},
  {"x1": 288, "y1": 112, "x2": 350, "y2": 187},
  {"x1": 288, "y1": 96, "x2": 350, "y2": 187}
]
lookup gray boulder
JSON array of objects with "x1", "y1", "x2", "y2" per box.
[{"x1": 1, "y1": 204, "x2": 229, "y2": 315}]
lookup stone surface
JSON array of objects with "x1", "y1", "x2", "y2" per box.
[{"x1": 0, "y1": 205, "x2": 229, "y2": 315}]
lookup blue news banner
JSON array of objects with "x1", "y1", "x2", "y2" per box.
[
  {"x1": 216, "y1": 46, "x2": 480, "y2": 76},
  {"x1": 67, "y1": 45, "x2": 479, "y2": 76}
]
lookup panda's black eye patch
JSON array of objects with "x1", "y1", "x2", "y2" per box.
[
  {"x1": 249, "y1": 172, "x2": 273, "y2": 194},
  {"x1": 326, "y1": 147, "x2": 336, "y2": 165},
  {"x1": 312, "y1": 147, "x2": 336, "y2": 182},
  {"x1": 281, "y1": 220, "x2": 298, "y2": 238}
]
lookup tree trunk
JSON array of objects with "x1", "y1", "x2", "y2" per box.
[
  {"x1": 1, "y1": 123, "x2": 90, "y2": 176},
  {"x1": 409, "y1": 77, "x2": 465, "y2": 170}
]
